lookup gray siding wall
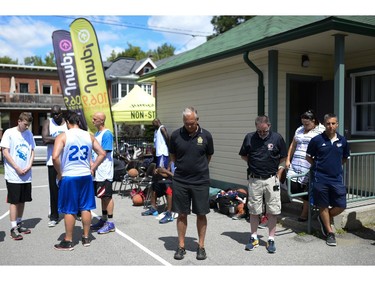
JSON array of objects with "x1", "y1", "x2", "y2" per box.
[
  {"x1": 155, "y1": 53, "x2": 268, "y2": 188},
  {"x1": 153, "y1": 48, "x2": 375, "y2": 189}
]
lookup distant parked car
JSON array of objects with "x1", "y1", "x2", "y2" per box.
[{"x1": 33, "y1": 135, "x2": 47, "y2": 165}]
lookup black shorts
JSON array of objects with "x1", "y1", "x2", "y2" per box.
[
  {"x1": 171, "y1": 180, "x2": 210, "y2": 215},
  {"x1": 6, "y1": 181, "x2": 32, "y2": 204},
  {"x1": 94, "y1": 180, "x2": 113, "y2": 198},
  {"x1": 153, "y1": 181, "x2": 167, "y2": 197}
]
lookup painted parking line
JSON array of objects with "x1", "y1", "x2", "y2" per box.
[
  {"x1": 91, "y1": 212, "x2": 172, "y2": 266},
  {"x1": 0, "y1": 184, "x2": 48, "y2": 220}
]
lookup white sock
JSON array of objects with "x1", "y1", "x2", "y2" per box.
[
  {"x1": 251, "y1": 233, "x2": 258, "y2": 239},
  {"x1": 268, "y1": 236, "x2": 274, "y2": 241}
]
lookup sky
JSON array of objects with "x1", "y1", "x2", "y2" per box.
[
  {"x1": 0, "y1": 1, "x2": 367, "y2": 64},
  {"x1": 0, "y1": 15, "x2": 214, "y2": 63}
]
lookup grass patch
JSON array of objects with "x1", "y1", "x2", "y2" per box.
[{"x1": 336, "y1": 228, "x2": 347, "y2": 235}]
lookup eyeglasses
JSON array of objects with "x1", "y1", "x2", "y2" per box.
[
  {"x1": 52, "y1": 112, "x2": 61, "y2": 117},
  {"x1": 257, "y1": 130, "x2": 269, "y2": 134}
]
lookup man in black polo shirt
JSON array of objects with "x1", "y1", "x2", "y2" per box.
[
  {"x1": 239, "y1": 115, "x2": 287, "y2": 254},
  {"x1": 170, "y1": 107, "x2": 214, "y2": 261}
]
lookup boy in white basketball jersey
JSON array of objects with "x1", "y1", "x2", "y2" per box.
[{"x1": 52, "y1": 111, "x2": 106, "y2": 251}]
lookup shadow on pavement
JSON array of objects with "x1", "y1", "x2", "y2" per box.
[{"x1": 159, "y1": 236, "x2": 197, "y2": 252}]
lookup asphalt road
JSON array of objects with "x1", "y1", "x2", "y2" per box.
[{"x1": 1, "y1": 165, "x2": 374, "y2": 280}]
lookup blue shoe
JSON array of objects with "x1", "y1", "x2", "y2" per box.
[
  {"x1": 97, "y1": 221, "x2": 115, "y2": 234},
  {"x1": 91, "y1": 219, "x2": 106, "y2": 230},
  {"x1": 266, "y1": 239, "x2": 276, "y2": 253},
  {"x1": 245, "y1": 237, "x2": 259, "y2": 251},
  {"x1": 159, "y1": 211, "x2": 174, "y2": 224},
  {"x1": 142, "y1": 207, "x2": 158, "y2": 216}
]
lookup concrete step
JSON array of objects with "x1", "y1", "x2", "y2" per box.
[{"x1": 279, "y1": 196, "x2": 375, "y2": 233}]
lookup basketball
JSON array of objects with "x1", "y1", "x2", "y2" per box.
[
  {"x1": 237, "y1": 188, "x2": 248, "y2": 195},
  {"x1": 132, "y1": 194, "x2": 144, "y2": 206},
  {"x1": 128, "y1": 168, "x2": 139, "y2": 178}
]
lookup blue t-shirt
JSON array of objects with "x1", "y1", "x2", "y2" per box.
[{"x1": 306, "y1": 132, "x2": 350, "y2": 183}]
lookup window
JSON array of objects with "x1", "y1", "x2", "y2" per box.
[
  {"x1": 111, "y1": 83, "x2": 119, "y2": 103},
  {"x1": 140, "y1": 84, "x2": 152, "y2": 95},
  {"x1": 351, "y1": 71, "x2": 375, "y2": 136},
  {"x1": 121, "y1": 83, "x2": 128, "y2": 98},
  {"x1": 19, "y1": 83, "x2": 29, "y2": 93},
  {"x1": 42, "y1": 85, "x2": 51, "y2": 94}
]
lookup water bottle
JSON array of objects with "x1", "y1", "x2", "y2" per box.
[{"x1": 229, "y1": 201, "x2": 235, "y2": 217}]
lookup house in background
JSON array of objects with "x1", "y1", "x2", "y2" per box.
[
  {"x1": 0, "y1": 63, "x2": 63, "y2": 135},
  {"x1": 0, "y1": 57, "x2": 156, "y2": 136},
  {"x1": 104, "y1": 56, "x2": 156, "y2": 103},
  {"x1": 140, "y1": 16, "x2": 375, "y2": 189}
]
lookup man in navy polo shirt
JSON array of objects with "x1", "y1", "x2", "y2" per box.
[
  {"x1": 239, "y1": 115, "x2": 287, "y2": 254},
  {"x1": 306, "y1": 113, "x2": 350, "y2": 247},
  {"x1": 170, "y1": 106, "x2": 214, "y2": 261}
]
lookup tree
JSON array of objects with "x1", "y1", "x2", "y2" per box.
[
  {"x1": 43, "y1": 52, "x2": 56, "y2": 67},
  {"x1": 24, "y1": 52, "x2": 56, "y2": 66},
  {"x1": 0, "y1": 56, "x2": 18, "y2": 64},
  {"x1": 207, "y1": 16, "x2": 254, "y2": 40},
  {"x1": 111, "y1": 43, "x2": 147, "y2": 61},
  {"x1": 149, "y1": 43, "x2": 175, "y2": 61},
  {"x1": 107, "y1": 43, "x2": 175, "y2": 62},
  {"x1": 107, "y1": 50, "x2": 118, "y2": 62}
]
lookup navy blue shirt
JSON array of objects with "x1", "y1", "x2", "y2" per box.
[
  {"x1": 170, "y1": 125, "x2": 214, "y2": 185},
  {"x1": 306, "y1": 132, "x2": 350, "y2": 183},
  {"x1": 239, "y1": 131, "x2": 287, "y2": 177}
]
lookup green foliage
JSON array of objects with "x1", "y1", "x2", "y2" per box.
[
  {"x1": 207, "y1": 16, "x2": 254, "y2": 40},
  {"x1": 24, "y1": 52, "x2": 56, "y2": 66},
  {"x1": 107, "y1": 42, "x2": 175, "y2": 62},
  {"x1": 0, "y1": 56, "x2": 18, "y2": 64},
  {"x1": 149, "y1": 43, "x2": 176, "y2": 61}
]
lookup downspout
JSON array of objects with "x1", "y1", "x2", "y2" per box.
[{"x1": 243, "y1": 51, "x2": 265, "y2": 116}]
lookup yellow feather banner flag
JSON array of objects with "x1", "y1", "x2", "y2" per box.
[{"x1": 69, "y1": 18, "x2": 114, "y2": 134}]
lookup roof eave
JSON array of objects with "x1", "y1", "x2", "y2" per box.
[{"x1": 141, "y1": 16, "x2": 375, "y2": 79}]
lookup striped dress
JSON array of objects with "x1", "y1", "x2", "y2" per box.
[{"x1": 287, "y1": 123, "x2": 325, "y2": 184}]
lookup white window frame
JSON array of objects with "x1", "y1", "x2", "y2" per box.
[
  {"x1": 140, "y1": 84, "x2": 152, "y2": 95},
  {"x1": 111, "y1": 83, "x2": 119, "y2": 103},
  {"x1": 351, "y1": 70, "x2": 375, "y2": 136}
]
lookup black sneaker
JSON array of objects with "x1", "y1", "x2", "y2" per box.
[
  {"x1": 174, "y1": 247, "x2": 186, "y2": 260},
  {"x1": 82, "y1": 236, "x2": 91, "y2": 247},
  {"x1": 317, "y1": 215, "x2": 328, "y2": 237},
  {"x1": 54, "y1": 239, "x2": 74, "y2": 251},
  {"x1": 266, "y1": 239, "x2": 276, "y2": 253},
  {"x1": 17, "y1": 224, "x2": 31, "y2": 234},
  {"x1": 326, "y1": 232, "x2": 337, "y2": 246},
  {"x1": 196, "y1": 247, "x2": 207, "y2": 260},
  {"x1": 10, "y1": 227, "x2": 23, "y2": 240}
]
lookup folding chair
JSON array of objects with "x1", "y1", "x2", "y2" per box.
[{"x1": 125, "y1": 163, "x2": 155, "y2": 200}]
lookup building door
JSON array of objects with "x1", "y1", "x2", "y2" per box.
[{"x1": 286, "y1": 74, "x2": 323, "y2": 145}]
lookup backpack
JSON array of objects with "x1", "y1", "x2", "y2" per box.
[{"x1": 215, "y1": 189, "x2": 240, "y2": 216}]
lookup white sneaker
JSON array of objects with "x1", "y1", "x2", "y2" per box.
[
  {"x1": 156, "y1": 212, "x2": 166, "y2": 220},
  {"x1": 48, "y1": 220, "x2": 57, "y2": 227}
]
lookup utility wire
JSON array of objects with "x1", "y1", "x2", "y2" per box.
[{"x1": 58, "y1": 16, "x2": 211, "y2": 37}]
